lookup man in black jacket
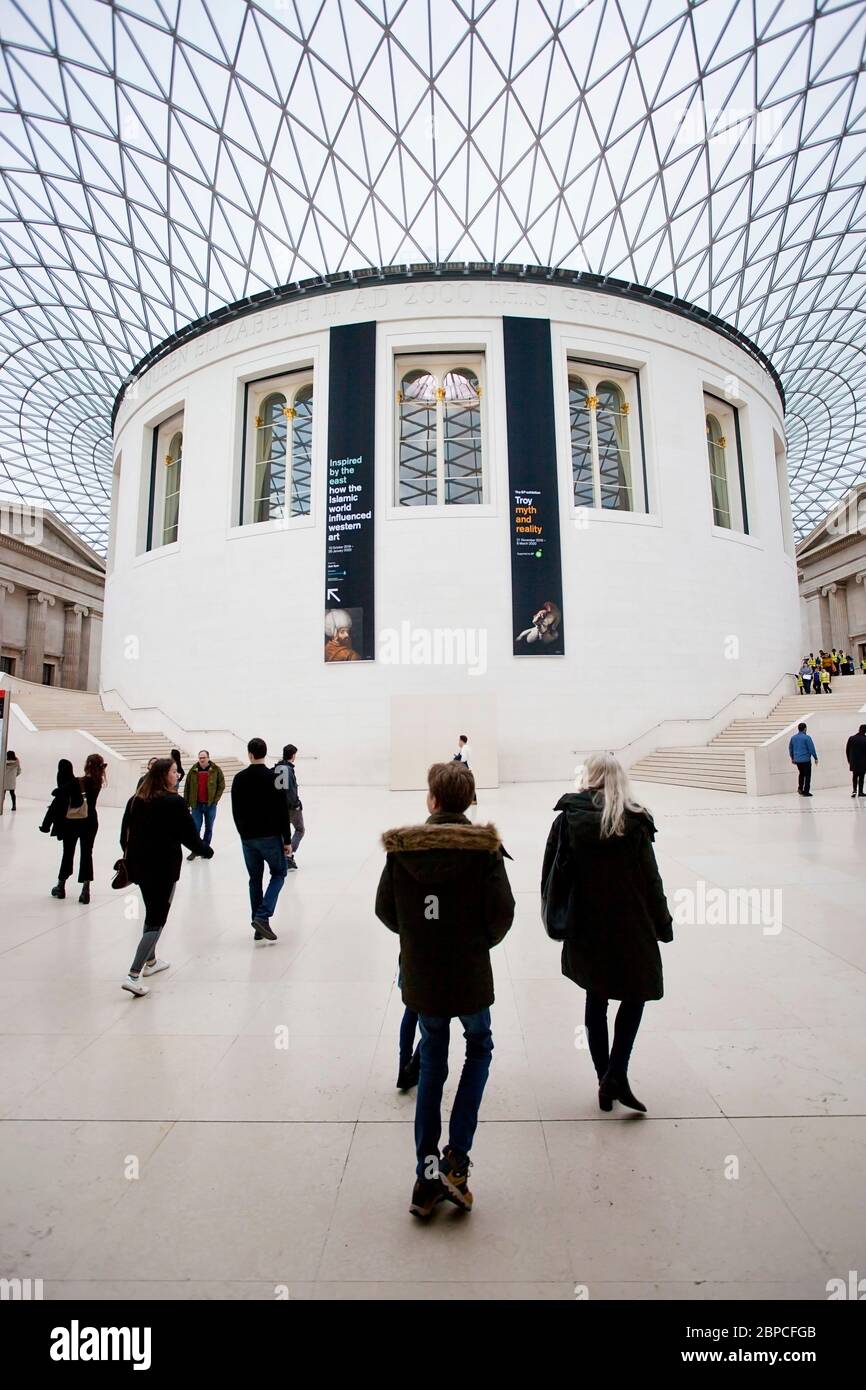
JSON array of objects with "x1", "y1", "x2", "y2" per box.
[
  {"x1": 845, "y1": 724, "x2": 866, "y2": 797},
  {"x1": 375, "y1": 761, "x2": 515, "y2": 1219},
  {"x1": 230, "y1": 737, "x2": 291, "y2": 941},
  {"x1": 274, "y1": 743, "x2": 304, "y2": 870}
]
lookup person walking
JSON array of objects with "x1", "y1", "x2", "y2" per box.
[
  {"x1": 845, "y1": 724, "x2": 866, "y2": 798},
  {"x1": 273, "y1": 744, "x2": 304, "y2": 870},
  {"x1": 820, "y1": 666, "x2": 832, "y2": 694},
  {"x1": 798, "y1": 661, "x2": 812, "y2": 694},
  {"x1": 789, "y1": 722, "x2": 818, "y2": 796},
  {"x1": 120, "y1": 757, "x2": 213, "y2": 996},
  {"x1": 72, "y1": 752, "x2": 106, "y2": 904},
  {"x1": 453, "y1": 734, "x2": 477, "y2": 806},
  {"x1": 231, "y1": 737, "x2": 291, "y2": 941},
  {"x1": 171, "y1": 749, "x2": 185, "y2": 788},
  {"x1": 183, "y1": 749, "x2": 225, "y2": 859},
  {"x1": 812, "y1": 665, "x2": 822, "y2": 694},
  {"x1": 40, "y1": 759, "x2": 84, "y2": 891},
  {"x1": 3, "y1": 749, "x2": 21, "y2": 809},
  {"x1": 375, "y1": 760, "x2": 515, "y2": 1218},
  {"x1": 542, "y1": 753, "x2": 673, "y2": 1115},
  {"x1": 42, "y1": 752, "x2": 105, "y2": 903},
  {"x1": 136, "y1": 756, "x2": 157, "y2": 791}
]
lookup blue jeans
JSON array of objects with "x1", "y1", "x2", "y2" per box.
[
  {"x1": 241, "y1": 836, "x2": 287, "y2": 923},
  {"x1": 415, "y1": 1010, "x2": 493, "y2": 1178},
  {"x1": 399, "y1": 1007, "x2": 418, "y2": 1064},
  {"x1": 191, "y1": 802, "x2": 217, "y2": 847}
]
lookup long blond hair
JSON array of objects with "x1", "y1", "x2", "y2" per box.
[{"x1": 577, "y1": 752, "x2": 650, "y2": 839}]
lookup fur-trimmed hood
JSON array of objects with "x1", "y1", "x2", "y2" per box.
[
  {"x1": 382, "y1": 821, "x2": 502, "y2": 854},
  {"x1": 381, "y1": 816, "x2": 505, "y2": 884}
]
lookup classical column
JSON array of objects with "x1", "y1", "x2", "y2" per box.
[
  {"x1": 822, "y1": 582, "x2": 850, "y2": 651},
  {"x1": 61, "y1": 604, "x2": 88, "y2": 689},
  {"x1": 0, "y1": 579, "x2": 14, "y2": 657},
  {"x1": 802, "y1": 592, "x2": 824, "y2": 654},
  {"x1": 23, "y1": 591, "x2": 55, "y2": 683},
  {"x1": 78, "y1": 610, "x2": 93, "y2": 691}
]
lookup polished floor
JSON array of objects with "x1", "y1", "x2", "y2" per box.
[{"x1": 1, "y1": 776, "x2": 864, "y2": 1301}]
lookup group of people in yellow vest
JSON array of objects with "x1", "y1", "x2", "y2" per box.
[{"x1": 797, "y1": 649, "x2": 865, "y2": 694}]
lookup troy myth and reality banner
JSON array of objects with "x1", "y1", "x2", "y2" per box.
[{"x1": 503, "y1": 315, "x2": 565, "y2": 656}]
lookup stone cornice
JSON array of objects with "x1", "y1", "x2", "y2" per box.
[
  {"x1": 797, "y1": 530, "x2": 866, "y2": 567},
  {"x1": 801, "y1": 565, "x2": 866, "y2": 599}
]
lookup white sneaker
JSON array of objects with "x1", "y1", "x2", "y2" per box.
[
  {"x1": 122, "y1": 975, "x2": 149, "y2": 997},
  {"x1": 142, "y1": 958, "x2": 170, "y2": 977}
]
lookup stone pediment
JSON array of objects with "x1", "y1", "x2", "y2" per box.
[
  {"x1": 0, "y1": 504, "x2": 104, "y2": 575},
  {"x1": 797, "y1": 484, "x2": 866, "y2": 562}
]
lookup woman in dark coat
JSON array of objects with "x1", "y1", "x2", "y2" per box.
[
  {"x1": 542, "y1": 752, "x2": 673, "y2": 1112},
  {"x1": 119, "y1": 756, "x2": 212, "y2": 996},
  {"x1": 40, "y1": 758, "x2": 87, "y2": 899}
]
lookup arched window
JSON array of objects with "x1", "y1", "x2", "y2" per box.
[
  {"x1": 596, "y1": 381, "x2": 632, "y2": 510},
  {"x1": 145, "y1": 409, "x2": 184, "y2": 552},
  {"x1": 162, "y1": 429, "x2": 182, "y2": 545},
  {"x1": 397, "y1": 357, "x2": 484, "y2": 506},
  {"x1": 706, "y1": 413, "x2": 731, "y2": 528},
  {"x1": 242, "y1": 371, "x2": 315, "y2": 525},
  {"x1": 443, "y1": 368, "x2": 482, "y2": 504},
  {"x1": 290, "y1": 383, "x2": 313, "y2": 516},
  {"x1": 569, "y1": 367, "x2": 640, "y2": 512},
  {"x1": 254, "y1": 393, "x2": 287, "y2": 523},
  {"x1": 569, "y1": 375, "x2": 594, "y2": 506}
]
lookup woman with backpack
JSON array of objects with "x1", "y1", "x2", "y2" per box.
[
  {"x1": 3, "y1": 749, "x2": 21, "y2": 809},
  {"x1": 542, "y1": 753, "x2": 673, "y2": 1112}
]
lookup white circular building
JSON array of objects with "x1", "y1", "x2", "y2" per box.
[{"x1": 102, "y1": 265, "x2": 799, "y2": 786}]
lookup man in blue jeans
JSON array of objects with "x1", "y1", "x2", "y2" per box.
[
  {"x1": 375, "y1": 760, "x2": 515, "y2": 1218},
  {"x1": 230, "y1": 737, "x2": 291, "y2": 941},
  {"x1": 789, "y1": 721, "x2": 819, "y2": 796}
]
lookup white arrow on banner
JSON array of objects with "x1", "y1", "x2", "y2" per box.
[{"x1": 326, "y1": 589, "x2": 341, "y2": 602}]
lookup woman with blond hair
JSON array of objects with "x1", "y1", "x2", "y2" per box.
[{"x1": 542, "y1": 753, "x2": 673, "y2": 1112}]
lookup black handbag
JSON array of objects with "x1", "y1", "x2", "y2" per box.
[
  {"x1": 111, "y1": 857, "x2": 130, "y2": 890},
  {"x1": 541, "y1": 813, "x2": 573, "y2": 941}
]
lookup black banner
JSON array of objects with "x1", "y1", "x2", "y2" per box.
[
  {"x1": 324, "y1": 321, "x2": 376, "y2": 662},
  {"x1": 503, "y1": 316, "x2": 565, "y2": 656}
]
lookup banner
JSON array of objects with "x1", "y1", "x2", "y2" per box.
[
  {"x1": 324, "y1": 321, "x2": 376, "y2": 662},
  {"x1": 503, "y1": 316, "x2": 565, "y2": 656}
]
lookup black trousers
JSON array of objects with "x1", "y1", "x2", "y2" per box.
[
  {"x1": 59, "y1": 824, "x2": 97, "y2": 882},
  {"x1": 584, "y1": 992, "x2": 645, "y2": 1081},
  {"x1": 129, "y1": 875, "x2": 177, "y2": 976},
  {"x1": 852, "y1": 769, "x2": 865, "y2": 795},
  {"x1": 796, "y1": 762, "x2": 812, "y2": 794}
]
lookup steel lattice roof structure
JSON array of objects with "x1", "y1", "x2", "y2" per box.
[{"x1": 0, "y1": 0, "x2": 864, "y2": 552}]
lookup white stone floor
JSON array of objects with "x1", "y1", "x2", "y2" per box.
[{"x1": 1, "y1": 777, "x2": 864, "y2": 1302}]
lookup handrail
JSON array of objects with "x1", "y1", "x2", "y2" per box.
[
  {"x1": 99, "y1": 687, "x2": 249, "y2": 751},
  {"x1": 572, "y1": 674, "x2": 795, "y2": 757}
]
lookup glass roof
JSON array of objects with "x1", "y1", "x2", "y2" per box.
[{"x1": 0, "y1": 0, "x2": 864, "y2": 551}]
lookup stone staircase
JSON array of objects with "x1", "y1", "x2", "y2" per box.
[
  {"x1": 630, "y1": 676, "x2": 866, "y2": 793},
  {"x1": 11, "y1": 683, "x2": 245, "y2": 785}
]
